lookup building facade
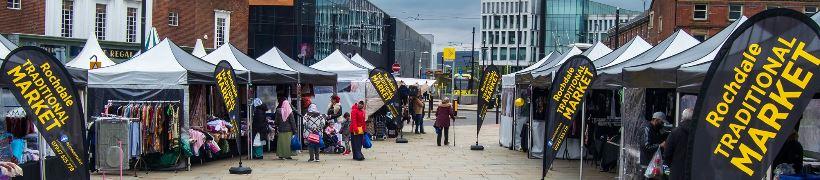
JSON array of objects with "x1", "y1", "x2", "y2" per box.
[
  {"x1": 248, "y1": 0, "x2": 315, "y2": 60},
  {"x1": 607, "y1": 0, "x2": 820, "y2": 48},
  {"x1": 480, "y1": 0, "x2": 540, "y2": 69},
  {"x1": 385, "y1": 17, "x2": 432, "y2": 78},
  {"x1": 314, "y1": 0, "x2": 385, "y2": 61},
  {"x1": 0, "y1": 0, "x2": 248, "y2": 63},
  {"x1": 543, "y1": 0, "x2": 588, "y2": 53},
  {"x1": 586, "y1": 1, "x2": 640, "y2": 44}
]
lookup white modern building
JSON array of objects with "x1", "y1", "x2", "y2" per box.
[
  {"x1": 480, "y1": 0, "x2": 540, "y2": 69},
  {"x1": 586, "y1": 1, "x2": 641, "y2": 44}
]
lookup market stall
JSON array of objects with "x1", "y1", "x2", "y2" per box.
[
  {"x1": 309, "y1": 50, "x2": 370, "y2": 113},
  {"x1": 191, "y1": 39, "x2": 207, "y2": 58},
  {"x1": 256, "y1": 47, "x2": 337, "y2": 86},
  {"x1": 87, "y1": 39, "x2": 222, "y2": 171},
  {"x1": 579, "y1": 41, "x2": 614, "y2": 61},
  {"x1": 499, "y1": 52, "x2": 556, "y2": 152},
  {"x1": 594, "y1": 30, "x2": 699, "y2": 89}
]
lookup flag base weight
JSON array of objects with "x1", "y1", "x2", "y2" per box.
[
  {"x1": 229, "y1": 166, "x2": 252, "y2": 174},
  {"x1": 396, "y1": 138, "x2": 408, "y2": 143},
  {"x1": 470, "y1": 144, "x2": 485, "y2": 150}
]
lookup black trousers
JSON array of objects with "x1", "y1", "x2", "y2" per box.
[
  {"x1": 436, "y1": 126, "x2": 450, "y2": 146},
  {"x1": 351, "y1": 134, "x2": 365, "y2": 160}
]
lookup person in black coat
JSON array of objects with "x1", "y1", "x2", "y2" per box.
[
  {"x1": 251, "y1": 99, "x2": 271, "y2": 159},
  {"x1": 664, "y1": 109, "x2": 693, "y2": 180},
  {"x1": 641, "y1": 112, "x2": 666, "y2": 167}
]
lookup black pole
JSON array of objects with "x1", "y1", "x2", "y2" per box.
[
  {"x1": 615, "y1": 8, "x2": 620, "y2": 47},
  {"x1": 296, "y1": 0, "x2": 303, "y2": 63},
  {"x1": 471, "y1": 27, "x2": 476, "y2": 92},
  {"x1": 140, "y1": 0, "x2": 146, "y2": 51},
  {"x1": 515, "y1": 0, "x2": 521, "y2": 69},
  {"x1": 537, "y1": 0, "x2": 546, "y2": 59}
]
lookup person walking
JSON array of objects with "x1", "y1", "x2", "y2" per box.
[
  {"x1": 664, "y1": 108, "x2": 693, "y2": 180},
  {"x1": 275, "y1": 100, "x2": 297, "y2": 160},
  {"x1": 251, "y1": 99, "x2": 270, "y2": 159},
  {"x1": 350, "y1": 101, "x2": 367, "y2": 161},
  {"x1": 434, "y1": 98, "x2": 455, "y2": 146},
  {"x1": 413, "y1": 96, "x2": 426, "y2": 134},
  {"x1": 303, "y1": 104, "x2": 327, "y2": 162}
]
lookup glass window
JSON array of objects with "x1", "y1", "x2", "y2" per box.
[
  {"x1": 61, "y1": 0, "x2": 73, "y2": 37},
  {"x1": 500, "y1": 48, "x2": 507, "y2": 60},
  {"x1": 502, "y1": 16, "x2": 507, "y2": 29},
  {"x1": 767, "y1": 5, "x2": 781, "y2": 10},
  {"x1": 519, "y1": 47, "x2": 526, "y2": 60},
  {"x1": 806, "y1": 6, "x2": 818, "y2": 15},
  {"x1": 729, "y1": 4, "x2": 742, "y2": 21},
  {"x1": 482, "y1": 16, "x2": 487, "y2": 29},
  {"x1": 95, "y1": 4, "x2": 107, "y2": 40},
  {"x1": 491, "y1": 47, "x2": 498, "y2": 60},
  {"x1": 127, "y1": 7, "x2": 137, "y2": 42},
  {"x1": 494, "y1": 16, "x2": 500, "y2": 28},
  {"x1": 168, "y1": 12, "x2": 179, "y2": 26},
  {"x1": 6, "y1": 0, "x2": 19, "y2": 9},
  {"x1": 509, "y1": 31, "x2": 514, "y2": 44},
  {"x1": 694, "y1": 4, "x2": 707, "y2": 20},
  {"x1": 693, "y1": 34, "x2": 706, "y2": 41},
  {"x1": 214, "y1": 11, "x2": 230, "y2": 48},
  {"x1": 509, "y1": 47, "x2": 517, "y2": 61}
]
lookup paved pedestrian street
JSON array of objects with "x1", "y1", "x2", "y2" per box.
[{"x1": 92, "y1": 123, "x2": 616, "y2": 180}]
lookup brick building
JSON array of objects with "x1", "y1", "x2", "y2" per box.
[
  {"x1": 607, "y1": 0, "x2": 820, "y2": 48},
  {"x1": 0, "y1": 0, "x2": 248, "y2": 63}
]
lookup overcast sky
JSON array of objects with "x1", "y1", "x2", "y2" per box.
[{"x1": 370, "y1": 0, "x2": 647, "y2": 53}]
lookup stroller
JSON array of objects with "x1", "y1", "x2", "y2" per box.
[{"x1": 321, "y1": 124, "x2": 345, "y2": 154}]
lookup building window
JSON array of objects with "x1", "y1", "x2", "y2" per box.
[
  {"x1": 648, "y1": 11, "x2": 654, "y2": 29},
  {"x1": 168, "y1": 12, "x2": 179, "y2": 26},
  {"x1": 491, "y1": 47, "x2": 498, "y2": 60},
  {"x1": 7, "y1": 0, "x2": 20, "y2": 9},
  {"x1": 214, "y1": 11, "x2": 231, "y2": 48},
  {"x1": 694, "y1": 4, "x2": 707, "y2": 20},
  {"x1": 729, "y1": 4, "x2": 742, "y2": 21},
  {"x1": 482, "y1": 16, "x2": 487, "y2": 29},
  {"x1": 767, "y1": 5, "x2": 781, "y2": 10},
  {"x1": 523, "y1": 15, "x2": 528, "y2": 28},
  {"x1": 95, "y1": 4, "x2": 107, "y2": 40},
  {"x1": 500, "y1": 48, "x2": 507, "y2": 60},
  {"x1": 806, "y1": 6, "x2": 818, "y2": 15},
  {"x1": 693, "y1": 34, "x2": 706, "y2": 41},
  {"x1": 127, "y1": 7, "x2": 137, "y2": 43},
  {"x1": 61, "y1": 0, "x2": 73, "y2": 38},
  {"x1": 509, "y1": 31, "x2": 514, "y2": 44},
  {"x1": 494, "y1": 16, "x2": 500, "y2": 29}
]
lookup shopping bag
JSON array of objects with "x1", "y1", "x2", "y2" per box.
[
  {"x1": 363, "y1": 133, "x2": 373, "y2": 149},
  {"x1": 644, "y1": 148, "x2": 663, "y2": 178},
  {"x1": 307, "y1": 133, "x2": 321, "y2": 144},
  {"x1": 290, "y1": 135, "x2": 301, "y2": 151},
  {"x1": 253, "y1": 133, "x2": 263, "y2": 146}
]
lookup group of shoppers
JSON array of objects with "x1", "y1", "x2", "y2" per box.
[{"x1": 248, "y1": 95, "x2": 368, "y2": 162}]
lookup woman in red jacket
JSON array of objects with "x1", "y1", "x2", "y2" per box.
[{"x1": 349, "y1": 101, "x2": 367, "y2": 161}]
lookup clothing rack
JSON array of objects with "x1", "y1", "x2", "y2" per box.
[{"x1": 100, "y1": 101, "x2": 189, "y2": 174}]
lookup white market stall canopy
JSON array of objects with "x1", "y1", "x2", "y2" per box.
[
  {"x1": 256, "y1": 47, "x2": 337, "y2": 86},
  {"x1": 621, "y1": 17, "x2": 747, "y2": 89},
  {"x1": 310, "y1": 50, "x2": 369, "y2": 82},
  {"x1": 191, "y1": 39, "x2": 207, "y2": 58},
  {"x1": 580, "y1": 41, "x2": 613, "y2": 61},
  {"x1": 89, "y1": 39, "x2": 217, "y2": 86},
  {"x1": 594, "y1": 30, "x2": 699, "y2": 88},
  {"x1": 501, "y1": 51, "x2": 555, "y2": 87},
  {"x1": 350, "y1": 54, "x2": 376, "y2": 69},
  {"x1": 202, "y1": 43, "x2": 298, "y2": 85},
  {"x1": 66, "y1": 33, "x2": 116, "y2": 69},
  {"x1": 594, "y1": 36, "x2": 653, "y2": 69}
]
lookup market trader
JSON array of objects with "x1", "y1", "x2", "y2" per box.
[{"x1": 641, "y1": 112, "x2": 667, "y2": 168}]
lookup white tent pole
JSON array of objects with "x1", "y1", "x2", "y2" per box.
[
  {"x1": 296, "y1": 73, "x2": 302, "y2": 148},
  {"x1": 579, "y1": 101, "x2": 586, "y2": 180},
  {"x1": 39, "y1": 135, "x2": 45, "y2": 180},
  {"x1": 675, "y1": 92, "x2": 680, "y2": 126}
]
